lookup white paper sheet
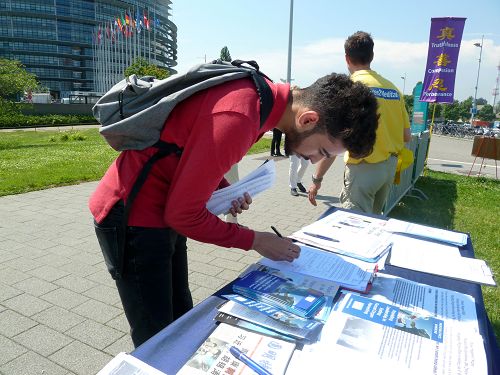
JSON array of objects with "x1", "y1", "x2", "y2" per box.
[
  {"x1": 206, "y1": 160, "x2": 275, "y2": 215},
  {"x1": 387, "y1": 234, "x2": 496, "y2": 286}
]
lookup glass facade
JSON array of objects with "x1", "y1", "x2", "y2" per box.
[{"x1": 0, "y1": 0, "x2": 177, "y2": 98}]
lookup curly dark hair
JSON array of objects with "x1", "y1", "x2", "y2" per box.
[
  {"x1": 344, "y1": 31, "x2": 374, "y2": 66},
  {"x1": 298, "y1": 73, "x2": 379, "y2": 159}
]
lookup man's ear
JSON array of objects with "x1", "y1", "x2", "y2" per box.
[{"x1": 297, "y1": 110, "x2": 319, "y2": 132}]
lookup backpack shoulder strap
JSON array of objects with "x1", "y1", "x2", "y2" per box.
[{"x1": 231, "y1": 60, "x2": 274, "y2": 128}]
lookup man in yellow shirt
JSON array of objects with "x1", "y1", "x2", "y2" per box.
[{"x1": 308, "y1": 31, "x2": 411, "y2": 214}]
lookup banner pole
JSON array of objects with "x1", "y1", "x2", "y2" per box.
[
  {"x1": 424, "y1": 103, "x2": 437, "y2": 176},
  {"x1": 429, "y1": 102, "x2": 437, "y2": 136}
]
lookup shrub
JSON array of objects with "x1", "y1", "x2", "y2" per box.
[{"x1": 0, "y1": 113, "x2": 97, "y2": 128}]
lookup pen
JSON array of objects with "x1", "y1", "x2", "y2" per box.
[
  {"x1": 303, "y1": 231, "x2": 340, "y2": 242},
  {"x1": 229, "y1": 346, "x2": 273, "y2": 375},
  {"x1": 270, "y1": 226, "x2": 283, "y2": 238}
]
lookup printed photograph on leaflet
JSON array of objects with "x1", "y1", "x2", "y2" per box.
[{"x1": 341, "y1": 294, "x2": 444, "y2": 342}]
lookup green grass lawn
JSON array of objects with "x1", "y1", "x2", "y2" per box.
[
  {"x1": 0, "y1": 128, "x2": 271, "y2": 196},
  {"x1": 1, "y1": 128, "x2": 498, "y2": 344}
]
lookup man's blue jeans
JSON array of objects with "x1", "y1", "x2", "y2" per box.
[{"x1": 94, "y1": 202, "x2": 193, "y2": 347}]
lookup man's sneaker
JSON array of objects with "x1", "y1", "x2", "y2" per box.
[
  {"x1": 290, "y1": 188, "x2": 299, "y2": 196},
  {"x1": 296, "y1": 182, "x2": 307, "y2": 193}
]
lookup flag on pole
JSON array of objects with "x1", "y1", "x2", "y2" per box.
[
  {"x1": 136, "y1": 9, "x2": 142, "y2": 32},
  {"x1": 144, "y1": 11, "x2": 150, "y2": 30},
  {"x1": 420, "y1": 17, "x2": 466, "y2": 103},
  {"x1": 125, "y1": 11, "x2": 130, "y2": 25},
  {"x1": 97, "y1": 25, "x2": 102, "y2": 44}
]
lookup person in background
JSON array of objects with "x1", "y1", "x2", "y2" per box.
[
  {"x1": 90, "y1": 71, "x2": 379, "y2": 347},
  {"x1": 289, "y1": 155, "x2": 309, "y2": 196},
  {"x1": 271, "y1": 128, "x2": 284, "y2": 156},
  {"x1": 308, "y1": 31, "x2": 411, "y2": 215}
]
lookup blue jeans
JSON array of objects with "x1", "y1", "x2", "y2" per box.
[{"x1": 94, "y1": 202, "x2": 193, "y2": 347}]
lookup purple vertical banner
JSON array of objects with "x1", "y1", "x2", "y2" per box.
[{"x1": 420, "y1": 17, "x2": 466, "y2": 103}]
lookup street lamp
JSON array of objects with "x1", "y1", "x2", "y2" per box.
[
  {"x1": 400, "y1": 73, "x2": 406, "y2": 96},
  {"x1": 470, "y1": 35, "x2": 484, "y2": 125},
  {"x1": 285, "y1": 0, "x2": 294, "y2": 84}
]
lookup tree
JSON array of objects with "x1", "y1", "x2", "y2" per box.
[
  {"x1": 124, "y1": 58, "x2": 170, "y2": 79},
  {"x1": 476, "y1": 97, "x2": 487, "y2": 106},
  {"x1": 0, "y1": 58, "x2": 38, "y2": 100},
  {"x1": 220, "y1": 46, "x2": 232, "y2": 62},
  {"x1": 442, "y1": 100, "x2": 461, "y2": 122},
  {"x1": 477, "y1": 104, "x2": 495, "y2": 121},
  {"x1": 403, "y1": 94, "x2": 413, "y2": 117},
  {"x1": 458, "y1": 96, "x2": 473, "y2": 121}
]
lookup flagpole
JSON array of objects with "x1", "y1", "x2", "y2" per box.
[{"x1": 153, "y1": 4, "x2": 157, "y2": 63}]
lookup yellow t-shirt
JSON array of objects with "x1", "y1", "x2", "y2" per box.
[{"x1": 345, "y1": 70, "x2": 410, "y2": 164}]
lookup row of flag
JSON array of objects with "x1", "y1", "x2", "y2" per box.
[{"x1": 93, "y1": 8, "x2": 160, "y2": 44}]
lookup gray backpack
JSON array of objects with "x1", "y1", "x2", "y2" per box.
[
  {"x1": 92, "y1": 60, "x2": 274, "y2": 243},
  {"x1": 93, "y1": 59, "x2": 274, "y2": 151}
]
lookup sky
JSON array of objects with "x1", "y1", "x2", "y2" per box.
[{"x1": 170, "y1": 0, "x2": 500, "y2": 104}]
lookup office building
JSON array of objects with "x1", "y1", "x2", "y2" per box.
[{"x1": 0, "y1": 0, "x2": 177, "y2": 99}]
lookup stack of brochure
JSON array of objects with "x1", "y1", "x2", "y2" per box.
[
  {"x1": 206, "y1": 159, "x2": 275, "y2": 215},
  {"x1": 232, "y1": 270, "x2": 327, "y2": 319},
  {"x1": 217, "y1": 263, "x2": 340, "y2": 343}
]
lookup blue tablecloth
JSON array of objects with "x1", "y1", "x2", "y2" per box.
[{"x1": 132, "y1": 209, "x2": 499, "y2": 374}]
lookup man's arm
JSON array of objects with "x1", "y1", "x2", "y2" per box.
[
  {"x1": 404, "y1": 127, "x2": 411, "y2": 143},
  {"x1": 307, "y1": 156, "x2": 336, "y2": 206}
]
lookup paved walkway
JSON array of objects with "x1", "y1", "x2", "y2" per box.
[{"x1": 0, "y1": 152, "x2": 345, "y2": 375}]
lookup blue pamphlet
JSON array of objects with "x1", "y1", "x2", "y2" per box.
[{"x1": 232, "y1": 270, "x2": 326, "y2": 319}]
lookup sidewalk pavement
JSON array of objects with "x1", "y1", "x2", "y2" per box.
[{"x1": 0, "y1": 152, "x2": 345, "y2": 375}]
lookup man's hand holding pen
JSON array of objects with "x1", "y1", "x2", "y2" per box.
[{"x1": 251, "y1": 228, "x2": 301, "y2": 262}]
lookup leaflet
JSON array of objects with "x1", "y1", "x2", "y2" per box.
[
  {"x1": 362, "y1": 274, "x2": 479, "y2": 332},
  {"x1": 384, "y1": 218, "x2": 468, "y2": 246},
  {"x1": 177, "y1": 323, "x2": 295, "y2": 375},
  {"x1": 206, "y1": 160, "x2": 275, "y2": 215},
  {"x1": 290, "y1": 210, "x2": 393, "y2": 262},
  {"x1": 286, "y1": 308, "x2": 487, "y2": 375}
]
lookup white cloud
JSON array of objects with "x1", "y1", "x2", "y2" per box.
[{"x1": 176, "y1": 37, "x2": 500, "y2": 103}]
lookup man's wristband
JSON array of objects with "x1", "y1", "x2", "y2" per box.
[{"x1": 312, "y1": 175, "x2": 323, "y2": 184}]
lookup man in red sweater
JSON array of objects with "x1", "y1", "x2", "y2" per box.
[{"x1": 90, "y1": 73, "x2": 379, "y2": 347}]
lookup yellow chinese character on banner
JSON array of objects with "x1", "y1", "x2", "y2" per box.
[
  {"x1": 437, "y1": 27, "x2": 455, "y2": 40},
  {"x1": 434, "y1": 53, "x2": 452, "y2": 67},
  {"x1": 428, "y1": 78, "x2": 447, "y2": 91}
]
